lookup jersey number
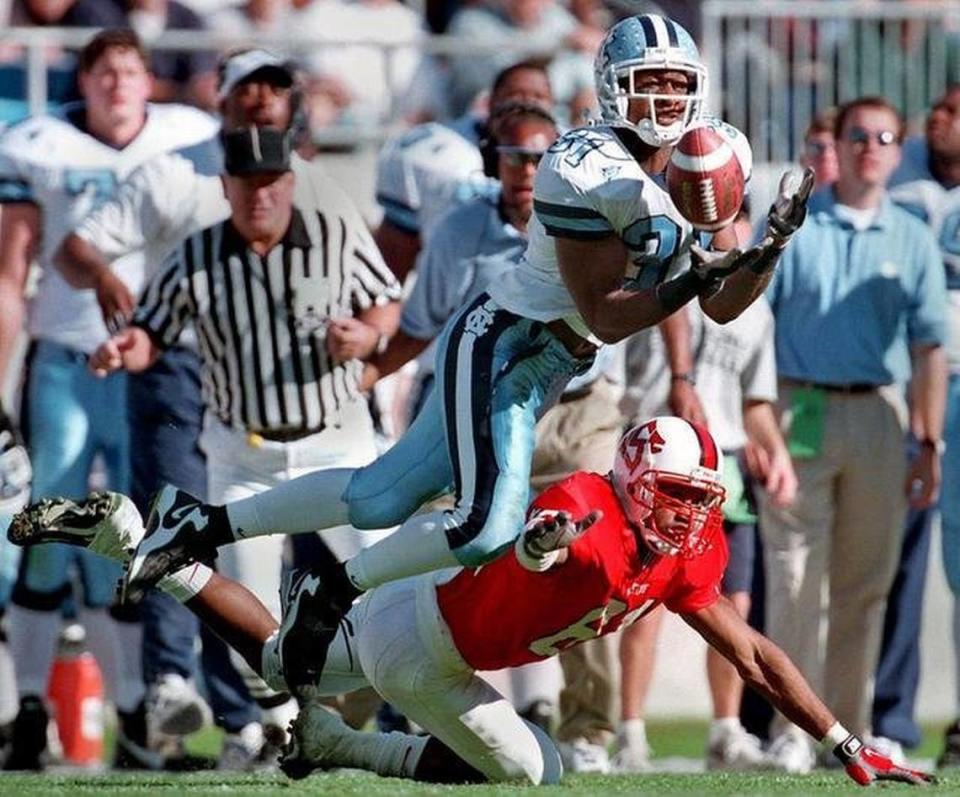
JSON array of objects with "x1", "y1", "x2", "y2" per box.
[
  {"x1": 64, "y1": 168, "x2": 117, "y2": 206},
  {"x1": 622, "y1": 215, "x2": 681, "y2": 289},
  {"x1": 528, "y1": 598, "x2": 658, "y2": 657}
]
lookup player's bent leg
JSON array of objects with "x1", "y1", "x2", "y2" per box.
[{"x1": 356, "y1": 579, "x2": 563, "y2": 785}]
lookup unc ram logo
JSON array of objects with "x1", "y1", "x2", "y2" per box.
[{"x1": 464, "y1": 304, "x2": 495, "y2": 337}]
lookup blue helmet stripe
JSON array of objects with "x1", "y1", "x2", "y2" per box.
[
  {"x1": 637, "y1": 15, "x2": 657, "y2": 48},
  {"x1": 666, "y1": 19, "x2": 680, "y2": 47}
]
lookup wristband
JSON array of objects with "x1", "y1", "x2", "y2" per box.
[
  {"x1": 655, "y1": 269, "x2": 711, "y2": 315},
  {"x1": 748, "y1": 238, "x2": 786, "y2": 275},
  {"x1": 822, "y1": 721, "x2": 852, "y2": 748}
]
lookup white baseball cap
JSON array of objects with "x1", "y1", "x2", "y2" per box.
[{"x1": 218, "y1": 49, "x2": 296, "y2": 100}]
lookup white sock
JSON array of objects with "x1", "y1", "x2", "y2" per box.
[
  {"x1": 0, "y1": 640, "x2": 18, "y2": 724},
  {"x1": 157, "y1": 562, "x2": 213, "y2": 603},
  {"x1": 335, "y1": 723, "x2": 428, "y2": 778},
  {"x1": 344, "y1": 510, "x2": 460, "y2": 591},
  {"x1": 226, "y1": 468, "x2": 355, "y2": 540},
  {"x1": 8, "y1": 605, "x2": 60, "y2": 696},
  {"x1": 709, "y1": 716, "x2": 743, "y2": 742},
  {"x1": 619, "y1": 718, "x2": 648, "y2": 748}
]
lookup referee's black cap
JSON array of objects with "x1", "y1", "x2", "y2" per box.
[{"x1": 222, "y1": 126, "x2": 293, "y2": 176}]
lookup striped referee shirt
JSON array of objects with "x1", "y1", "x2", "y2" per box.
[{"x1": 134, "y1": 192, "x2": 400, "y2": 434}]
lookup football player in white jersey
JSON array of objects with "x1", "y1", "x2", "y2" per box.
[
  {"x1": 0, "y1": 29, "x2": 218, "y2": 770},
  {"x1": 373, "y1": 60, "x2": 554, "y2": 281},
  {"x1": 882, "y1": 84, "x2": 960, "y2": 766},
  {"x1": 117, "y1": 13, "x2": 815, "y2": 696}
]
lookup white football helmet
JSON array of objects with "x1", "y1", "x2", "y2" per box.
[
  {"x1": 612, "y1": 416, "x2": 725, "y2": 558},
  {"x1": 594, "y1": 14, "x2": 708, "y2": 147}
]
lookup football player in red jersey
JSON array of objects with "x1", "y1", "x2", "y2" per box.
[{"x1": 9, "y1": 417, "x2": 933, "y2": 786}]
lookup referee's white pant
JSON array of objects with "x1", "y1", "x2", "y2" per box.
[{"x1": 201, "y1": 399, "x2": 393, "y2": 697}]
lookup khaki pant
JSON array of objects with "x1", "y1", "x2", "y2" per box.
[
  {"x1": 759, "y1": 384, "x2": 908, "y2": 736},
  {"x1": 532, "y1": 378, "x2": 624, "y2": 744}
]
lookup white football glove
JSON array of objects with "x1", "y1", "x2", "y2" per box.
[{"x1": 766, "y1": 166, "x2": 816, "y2": 246}]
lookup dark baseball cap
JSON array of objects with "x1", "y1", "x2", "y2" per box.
[
  {"x1": 222, "y1": 126, "x2": 293, "y2": 176},
  {"x1": 218, "y1": 49, "x2": 296, "y2": 100}
]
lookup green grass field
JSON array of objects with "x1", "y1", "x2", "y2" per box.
[{"x1": 2, "y1": 719, "x2": 956, "y2": 795}]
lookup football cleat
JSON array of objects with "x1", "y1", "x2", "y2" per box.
[
  {"x1": 9, "y1": 491, "x2": 144, "y2": 563},
  {"x1": 123, "y1": 485, "x2": 219, "y2": 603},
  {"x1": 279, "y1": 702, "x2": 350, "y2": 780},
  {"x1": 277, "y1": 568, "x2": 345, "y2": 697}
]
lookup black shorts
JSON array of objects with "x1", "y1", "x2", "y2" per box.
[{"x1": 722, "y1": 521, "x2": 756, "y2": 595}]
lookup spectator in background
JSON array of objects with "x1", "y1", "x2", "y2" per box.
[
  {"x1": 373, "y1": 60, "x2": 553, "y2": 283},
  {"x1": 0, "y1": 0, "x2": 111, "y2": 123},
  {"x1": 0, "y1": 28, "x2": 219, "y2": 771},
  {"x1": 68, "y1": 0, "x2": 219, "y2": 109},
  {"x1": 446, "y1": 0, "x2": 602, "y2": 120},
  {"x1": 800, "y1": 108, "x2": 839, "y2": 188},
  {"x1": 871, "y1": 84, "x2": 960, "y2": 768},
  {"x1": 291, "y1": 0, "x2": 426, "y2": 134},
  {"x1": 54, "y1": 49, "x2": 312, "y2": 770},
  {"x1": 760, "y1": 96, "x2": 947, "y2": 773},
  {"x1": 208, "y1": 0, "x2": 292, "y2": 38}
]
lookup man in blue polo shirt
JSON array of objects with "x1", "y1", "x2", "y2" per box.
[{"x1": 760, "y1": 95, "x2": 948, "y2": 774}]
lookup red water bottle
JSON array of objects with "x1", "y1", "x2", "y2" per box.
[{"x1": 47, "y1": 645, "x2": 105, "y2": 767}]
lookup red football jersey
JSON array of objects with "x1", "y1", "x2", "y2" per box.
[{"x1": 436, "y1": 472, "x2": 728, "y2": 671}]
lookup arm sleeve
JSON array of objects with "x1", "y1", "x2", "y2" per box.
[
  {"x1": 533, "y1": 151, "x2": 616, "y2": 241},
  {"x1": 131, "y1": 248, "x2": 193, "y2": 349}
]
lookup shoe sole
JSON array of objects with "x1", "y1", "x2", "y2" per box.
[
  {"x1": 9, "y1": 491, "x2": 118, "y2": 547},
  {"x1": 279, "y1": 717, "x2": 319, "y2": 780},
  {"x1": 155, "y1": 701, "x2": 209, "y2": 737}
]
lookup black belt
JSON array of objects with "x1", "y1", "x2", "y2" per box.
[
  {"x1": 784, "y1": 379, "x2": 882, "y2": 395},
  {"x1": 251, "y1": 424, "x2": 326, "y2": 442},
  {"x1": 544, "y1": 319, "x2": 598, "y2": 359}
]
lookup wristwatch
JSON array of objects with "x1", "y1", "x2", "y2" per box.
[
  {"x1": 671, "y1": 372, "x2": 697, "y2": 386},
  {"x1": 919, "y1": 438, "x2": 946, "y2": 455}
]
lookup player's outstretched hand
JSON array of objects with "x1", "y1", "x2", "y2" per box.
[
  {"x1": 766, "y1": 166, "x2": 816, "y2": 246},
  {"x1": 523, "y1": 510, "x2": 602, "y2": 559},
  {"x1": 834, "y1": 733, "x2": 935, "y2": 786},
  {"x1": 690, "y1": 244, "x2": 743, "y2": 282}
]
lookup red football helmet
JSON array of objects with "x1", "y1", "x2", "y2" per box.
[{"x1": 612, "y1": 416, "x2": 725, "y2": 558}]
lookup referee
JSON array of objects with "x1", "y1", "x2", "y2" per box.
[{"x1": 89, "y1": 122, "x2": 401, "y2": 722}]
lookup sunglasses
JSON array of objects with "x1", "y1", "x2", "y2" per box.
[
  {"x1": 804, "y1": 140, "x2": 833, "y2": 157},
  {"x1": 845, "y1": 127, "x2": 899, "y2": 147},
  {"x1": 496, "y1": 146, "x2": 545, "y2": 167}
]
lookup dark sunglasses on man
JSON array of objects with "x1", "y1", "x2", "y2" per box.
[
  {"x1": 845, "y1": 127, "x2": 899, "y2": 147},
  {"x1": 497, "y1": 146, "x2": 546, "y2": 168}
]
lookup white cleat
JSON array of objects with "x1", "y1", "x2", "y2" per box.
[
  {"x1": 147, "y1": 672, "x2": 212, "y2": 738},
  {"x1": 9, "y1": 491, "x2": 144, "y2": 563},
  {"x1": 559, "y1": 738, "x2": 612, "y2": 774},
  {"x1": 766, "y1": 730, "x2": 815, "y2": 774},
  {"x1": 706, "y1": 722, "x2": 770, "y2": 771}
]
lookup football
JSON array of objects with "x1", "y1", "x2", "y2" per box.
[{"x1": 666, "y1": 126, "x2": 745, "y2": 231}]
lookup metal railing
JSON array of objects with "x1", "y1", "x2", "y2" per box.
[{"x1": 702, "y1": 0, "x2": 960, "y2": 164}]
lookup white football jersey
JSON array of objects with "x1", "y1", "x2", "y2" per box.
[
  {"x1": 375, "y1": 118, "x2": 494, "y2": 237},
  {"x1": 890, "y1": 136, "x2": 960, "y2": 371},
  {"x1": 0, "y1": 102, "x2": 219, "y2": 353},
  {"x1": 488, "y1": 124, "x2": 696, "y2": 341}
]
